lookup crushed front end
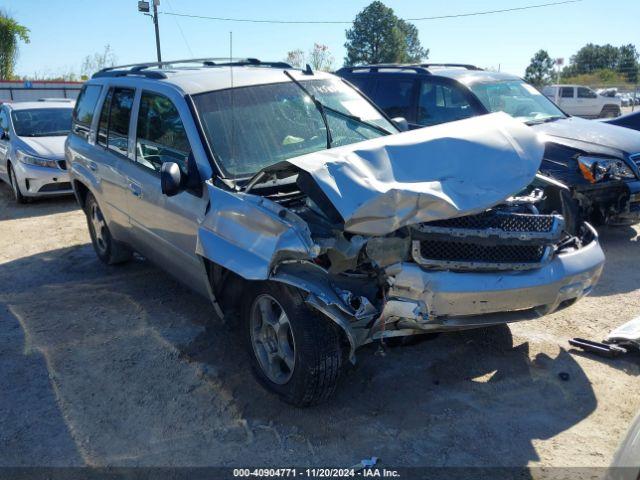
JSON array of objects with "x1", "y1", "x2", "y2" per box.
[{"x1": 197, "y1": 113, "x2": 605, "y2": 359}]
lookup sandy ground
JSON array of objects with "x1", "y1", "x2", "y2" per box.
[{"x1": 1, "y1": 183, "x2": 640, "y2": 472}]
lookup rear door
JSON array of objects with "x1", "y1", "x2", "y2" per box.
[
  {"x1": 88, "y1": 86, "x2": 136, "y2": 241},
  {"x1": 556, "y1": 86, "x2": 577, "y2": 114},
  {"x1": 118, "y1": 89, "x2": 208, "y2": 294},
  {"x1": 576, "y1": 86, "x2": 599, "y2": 117}
]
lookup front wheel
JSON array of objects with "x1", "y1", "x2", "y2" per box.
[
  {"x1": 85, "y1": 192, "x2": 132, "y2": 265},
  {"x1": 243, "y1": 282, "x2": 344, "y2": 407},
  {"x1": 8, "y1": 163, "x2": 27, "y2": 204}
]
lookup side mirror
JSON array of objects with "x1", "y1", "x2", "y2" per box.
[
  {"x1": 160, "y1": 162, "x2": 183, "y2": 197},
  {"x1": 391, "y1": 117, "x2": 409, "y2": 132}
]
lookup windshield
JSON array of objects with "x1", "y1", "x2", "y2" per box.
[
  {"x1": 193, "y1": 78, "x2": 396, "y2": 177},
  {"x1": 469, "y1": 80, "x2": 566, "y2": 123},
  {"x1": 11, "y1": 108, "x2": 73, "y2": 137}
]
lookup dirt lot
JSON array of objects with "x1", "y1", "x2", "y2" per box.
[{"x1": 1, "y1": 183, "x2": 640, "y2": 471}]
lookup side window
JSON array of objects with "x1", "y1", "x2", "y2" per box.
[
  {"x1": 72, "y1": 84, "x2": 102, "y2": 139},
  {"x1": 97, "y1": 89, "x2": 113, "y2": 147},
  {"x1": 135, "y1": 92, "x2": 190, "y2": 172},
  {"x1": 371, "y1": 78, "x2": 416, "y2": 120},
  {"x1": 577, "y1": 87, "x2": 597, "y2": 99},
  {"x1": 560, "y1": 87, "x2": 574, "y2": 98},
  {"x1": 0, "y1": 108, "x2": 9, "y2": 133},
  {"x1": 346, "y1": 77, "x2": 374, "y2": 97},
  {"x1": 107, "y1": 88, "x2": 135, "y2": 157},
  {"x1": 418, "y1": 81, "x2": 475, "y2": 126}
]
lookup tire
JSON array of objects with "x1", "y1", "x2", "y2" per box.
[
  {"x1": 243, "y1": 281, "x2": 344, "y2": 407},
  {"x1": 600, "y1": 105, "x2": 621, "y2": 118},
  {"x1": 84, "y1": 192, "x2": 132, "y2": 265},
  {"x1": 8, "y1": 163, "x2": 27, "y2": 204}
]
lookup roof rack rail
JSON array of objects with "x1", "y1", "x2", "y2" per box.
[
  {"x1": 419, "y1": 63, "x2": 483, "y2": 71},
  {"x1": 336, "y1": 65, "x2": 432, "y2": 75},
  {"x1": 92, "y1": 57, "x2": 293, "y2": 79}
]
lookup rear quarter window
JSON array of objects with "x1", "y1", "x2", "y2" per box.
[{"x1": 72, "y1": 84, "x2": 102, "y2": 139}]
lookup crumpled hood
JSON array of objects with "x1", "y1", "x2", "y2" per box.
[
  {"x1": 533, "y1": 116, "x2": 640, "y2": 156},
  {"x1": 281, "y1": 112, "x2": 544, "y2": 236},
  {"x1": 15, "y1": 135, "x2": 66, "y2": 160}
]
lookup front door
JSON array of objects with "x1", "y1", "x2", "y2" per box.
[{"x1": 120, "y1": 90, "x2": 208, "y2": 295}]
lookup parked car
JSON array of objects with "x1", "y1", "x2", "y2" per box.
[
  {"x1": 66, "y1": 58, "x2": 604, "y2": 406},
  {"x1": 603, "y1": 110, "x2": 640, "y2": 132},
  {"x1": 0, "y1": 100, "x2": 75, "y2": 203},
  {"x1": 337, "y1": 64, "x2": 640, "y2": 224},
  {"x1": 542, "y1": 84, "x2": 621, "y2": 118}
]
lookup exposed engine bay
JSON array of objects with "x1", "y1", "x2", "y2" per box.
[{"x1": 197, "y1": 113, "x2": 605, "y2": 360}]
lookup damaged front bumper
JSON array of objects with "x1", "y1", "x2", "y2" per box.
[
  {"x1": 575, "y1": 180, "x2": 640, "y2": 224},
  {"x1": 285, "y1": 224, "x2": 604, "y2": 358}
]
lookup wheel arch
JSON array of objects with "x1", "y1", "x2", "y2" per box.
[{"x1": 201, "y1": 257, "x2": 358, "y2": 361}]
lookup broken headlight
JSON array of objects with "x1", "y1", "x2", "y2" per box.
[{"x1": 577, "y1": 155, "x2": 636, "y2": 183}]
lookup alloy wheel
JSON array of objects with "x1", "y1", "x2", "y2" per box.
[{"x1": 249, "y1": 294, "x2": 296, "y2": 385}]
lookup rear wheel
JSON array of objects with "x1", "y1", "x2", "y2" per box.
[
  {"x1": 244, "y1": 282, "x2": 344, "y2": 407},
  {"x1": 8, "y1": 163, "x2": 27, "y2": 204},
  {"x1": 600, "y1": 105, "x2": 621, "y2": 118},
  {"x1": 85, "y1": 192, "x2": 132, "y2": 265}
]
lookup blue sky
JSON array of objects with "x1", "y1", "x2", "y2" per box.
[{"x1": 3, "y1": 0, "x2": 639, "y2": 78}]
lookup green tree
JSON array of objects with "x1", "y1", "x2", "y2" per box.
[
  {"x1": 617, "y1": 44, "x2": 639, "y2": 83},
  {"x1": 524, "y1": 50, "x2": 556, "y2": 87},
  {"x1": 0, "y1": 11, "x2": 30, "y2": 79},
  {"x1": 344, "y1": 1, "x2": 428, "y2": 66},
  {"x1": 570, "y1": 43, "x2": 620, "y2": 73}
]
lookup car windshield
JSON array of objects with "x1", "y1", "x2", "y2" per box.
[
  {"x1": 193, "y1": 78, "x2": 396, "y2": 177},
  {"x1": 469, "y1": 80, "x2": 566, "y2": 124},
  {"x1": 11, "y1": 108, "x2": 73, "y2": 137}
]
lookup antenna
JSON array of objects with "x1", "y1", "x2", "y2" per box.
[{"x1": 230, "y1": 31, "x2": 236, "y2": 171}]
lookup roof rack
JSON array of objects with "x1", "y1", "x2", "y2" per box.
[
  {"x1": 336, "y1": 63, "x2": 483, "y2": 76},
  {"x1": 336, "y1": 65, "x2": 432, "y2": 75},
  {"x1": 419, "y1": 63, "x2": 482, "y2": 71},
  {"x1": 92, "y1": 57, "x2": 293, "y2": 79}
]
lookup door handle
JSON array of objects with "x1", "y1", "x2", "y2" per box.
[{"x1": 128, "y1": 182, "x2": 143, "y2": 198}]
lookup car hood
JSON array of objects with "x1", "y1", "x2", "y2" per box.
[
  {"x1": 532, "y1": 117, "x2": 640, "y2": 157},
  {"x1": 15, "y1": 135, "x2": 67, "y2": 160},
  {"x1": 260, "y1": 112, "x2": 544, "y2": 236}
]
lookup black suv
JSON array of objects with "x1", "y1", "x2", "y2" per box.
[{"x1": 336, "y1": 64, "x2": 640, "y2": 224}]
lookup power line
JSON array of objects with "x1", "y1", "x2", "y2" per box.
[
  {"x1": 165, "y1": 0, "x2": 194, "y2": 56},
  {"x1": 159, "y1": 0, "x2": 583, "y2": 25}
]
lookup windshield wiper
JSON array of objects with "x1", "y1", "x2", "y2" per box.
[
  {"x1": 320, "y1": 103, "x2": 392, "y2": 135},
  {"x1": 283, "y1": 70, "x2": 333, "y2": 149}
]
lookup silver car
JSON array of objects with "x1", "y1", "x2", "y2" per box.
[
  {"x1": 66, "y1": 58, "x2": 605, "y2": 406},
  {"x1": 0, "y1": 100, "x2": 74, "y2": 203}
]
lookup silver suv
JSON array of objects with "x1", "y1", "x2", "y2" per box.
[{"x1": 66, "y1": 58, "x2": 605, "y2": 406}]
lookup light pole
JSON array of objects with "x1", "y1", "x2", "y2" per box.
[{"x1": 138, "y1": 0, "x2": 162, "y2": 62}]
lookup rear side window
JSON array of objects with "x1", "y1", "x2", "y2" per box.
[
  {"x1": 135, "y1": 92, "x2": 190, "y2": 173},
  {"x1": 97, "y1": 87, "x2": 135, "y2": 156},
  {"x1": 577, "y1": 87, "x2": 597, "y2": 98},
  {"x1": 560, "y1": 87, "x2": 574, "y2": 98},
  {"x1": 371, "y1": 78, "x2": 416, "y2": 120},
  {"x1": 72, "y1": 84, "x2": 102, "y2": 139}
]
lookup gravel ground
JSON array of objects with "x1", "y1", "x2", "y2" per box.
[{"x1": 1, "y1": 183, "x2": 640, "y2": 471}]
